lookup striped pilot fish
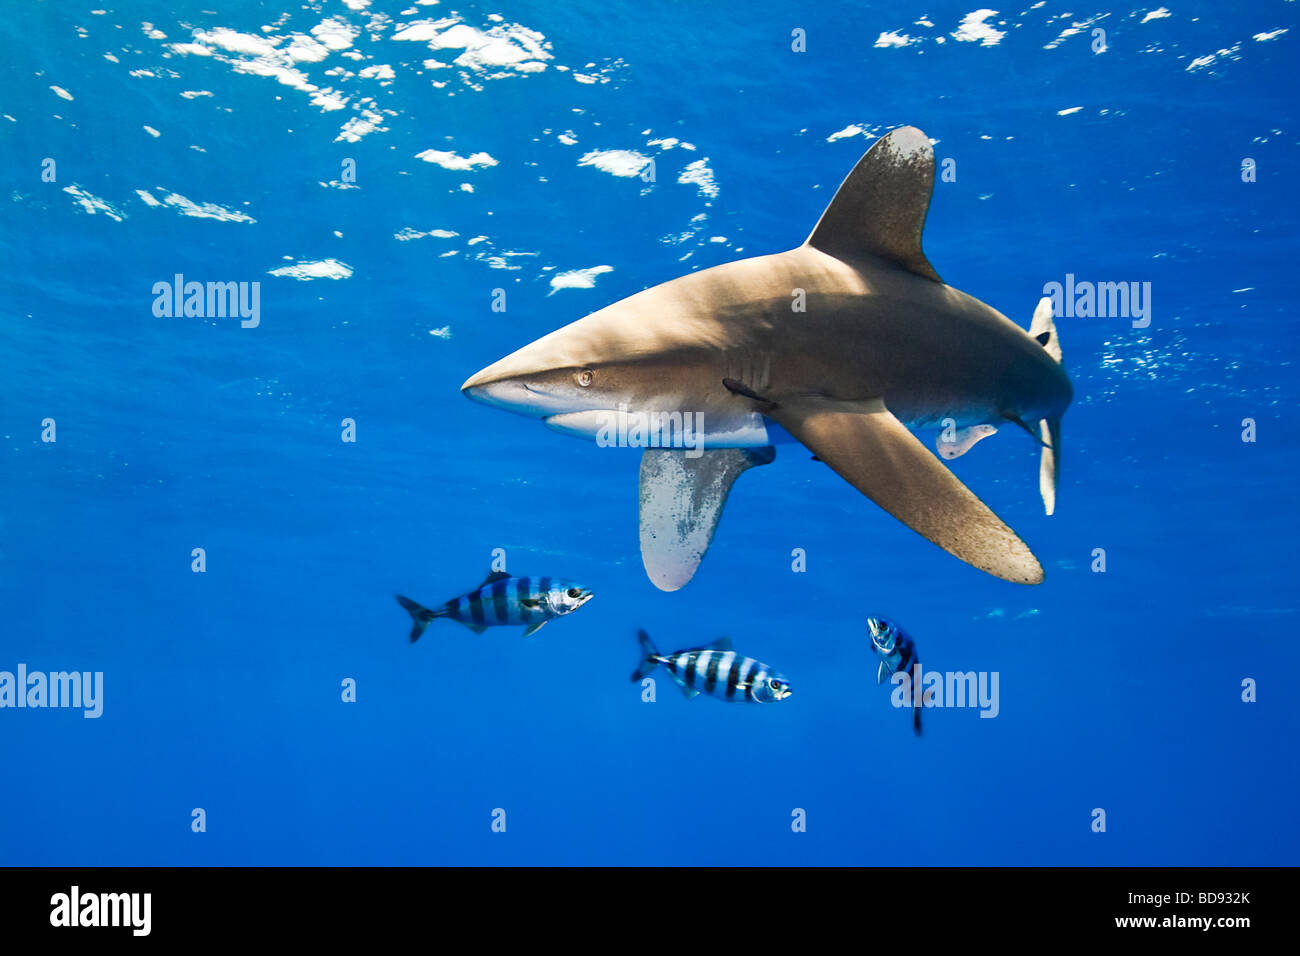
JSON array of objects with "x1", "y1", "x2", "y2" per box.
[
  {"x1": 631, "y1": 630, "x2": 792, "y2": 703},
  {"x1": 867, "y1": 616, "x2": 922, "y2": 736},
  {"x1": 396, "y1": 570, "x2": 593, "y2": 640}
]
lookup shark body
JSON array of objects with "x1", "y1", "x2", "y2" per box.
[{"x1": 462, "y1": 127, "x2": 1072, "y2": 590}]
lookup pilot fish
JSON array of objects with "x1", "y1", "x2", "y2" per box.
[
  {"x1": 631, "y1": 630, "x2": 792, "y2": 703},
  {"x1": 867, "y1": 616, "x2": 923, "y2": 736},
  {"x1": 396, "y1": 570, "x2": 594, "y2": 640}
]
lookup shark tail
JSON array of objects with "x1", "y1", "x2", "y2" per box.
[
  {"x1": 396, "y1": 594, "x2": 441, "y2": 643},
  {"x1": 1039, "y1": 417, "x2": 1062, "y2": 516},
  {"x1": 1029, "y1": 296, "x2": 1063, "y2": 516},
  {"x1": 1029, "y1": 296, "x2": 1062, "y2": 363}
]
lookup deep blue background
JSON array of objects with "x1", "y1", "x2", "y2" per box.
[{"x1": 1, "y1": 1, "x2": 1296, "y2": 864}]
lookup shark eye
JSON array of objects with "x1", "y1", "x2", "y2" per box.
[
  {"x1": 575, "y1": 369, "x2": 593, "y2": 387},
  {"x1": 567, "y1": 588, "x2": 581, "y2": 598}
]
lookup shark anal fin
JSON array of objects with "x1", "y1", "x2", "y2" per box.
[
  {"x1": 768, "y1": 396, "x2": 1043, "y2": 585},
  {"x1": 804, "y1": 126, "x2": 943, "y2": 283},
  {"x1": 935, "y1": 424, "x2": 998, "y2": 460},
  {"x1": 638, "y1": 446, "x2": 776, "y2": 592}
]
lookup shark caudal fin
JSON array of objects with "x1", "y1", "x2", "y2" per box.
[
  {"x1": 1028, "y1": 297, "x2": 1063, "y2": 515},
  {"x1": 1029, "y1": 296, "x2": 1063, "y2": 363},
  {"x1": 631, "y1": 629, "x2": 661, "y2": 681},
  {"x1": 1039, "y1": 416, "x2": 1062, "y2": 516},
  {"x1": 396, "y1": 594, "x2": 440, "y2": 643},
  {"x1": 639, "y1": 446, "x2": 776, "y2": 591}
]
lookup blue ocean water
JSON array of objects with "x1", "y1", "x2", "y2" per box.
[{"x1": 2, "y1": 1, "x2": 1297, "y2": 866}]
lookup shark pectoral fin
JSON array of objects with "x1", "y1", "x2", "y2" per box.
[
  {"x1": 935, "y1": 424, "x2": 998, "y2": 460},
  {"x1": 638, "y1": 446, "x2": 776, "y2": 592},
  {"x1": 1039, "y1": 416, "x2": 1061, "y2": 516},
  {"x1": 769, "y1": 396, "x2": 1044, "y2": 585},
  {"x1": 804, "y1": 125, "x2": 943, "y2": 283}
]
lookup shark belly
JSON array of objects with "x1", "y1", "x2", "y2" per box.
[{"x1": 543, "y1": 408, "x2": 786, "y2": 448}]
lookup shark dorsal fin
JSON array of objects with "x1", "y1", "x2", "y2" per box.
[{"x1": 804, "y1": 126, "x2": 943, "y2": 283}]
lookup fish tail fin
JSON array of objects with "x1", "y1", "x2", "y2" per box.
[
  {"x1": 1039, "y1": 416, "x2": 1061, "y2": 516},
  {"x1": 396, "y1": 594, "x2": 440, "y2": 643},
  {"x1": 1029, "y1": 296, "x2": 1063, "y2": 363},
  {"x1": 631, "y1": 629, "x2": 661, "y2": 681}
]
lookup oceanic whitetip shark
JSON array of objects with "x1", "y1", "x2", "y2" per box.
[{"x1": 461, "y1": 126, "x2": 1072, "y2": 589}]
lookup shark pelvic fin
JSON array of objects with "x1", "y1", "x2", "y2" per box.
[
  {"x1": 936, "y1": 423, "x2": 998, "y2": 460},
  {"x1": 638, "y1": 446, "x2": 776, "y2": 592},
  {"x1": 804, "y1": 125, "x2": 943, "y2": 283},
  {"x1": 767, "y1": 396, "x2": 1044, "y2": 585}
]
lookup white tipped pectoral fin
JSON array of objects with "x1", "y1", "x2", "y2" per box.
[
  {"x1": 935, "y1": 424, "x2": 998, "y2": 460},
  {"x1": 768, "y1": 396, "x2": 1044, "y2": 585},
  {"x1": 638, "y1": 446, "x2": 776, "y2": 592}
]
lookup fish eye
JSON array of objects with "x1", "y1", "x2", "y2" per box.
[
  {"x1": 770, "y1": 679, "x2": 782, "y2": 689},
  {"x1": 575, "y1": 369, "x2": 593, "y2": 387},
  {"x1": 567, "y1": 588, "x2": 581, "y2": 598}
]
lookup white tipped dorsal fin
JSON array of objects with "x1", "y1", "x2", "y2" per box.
[{"x1": 805, "y1": 126, "x2": 942, "y2": 283}]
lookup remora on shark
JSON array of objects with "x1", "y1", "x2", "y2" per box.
[{"x1": 462, "y1": 126, "x2": 1073, "y2": 590}]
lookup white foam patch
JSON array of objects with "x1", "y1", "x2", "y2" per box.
[
  {"x1": 952, "y1": 9, "x2": 1005, "y2": 47},
  {"x1": 137, "y1": 188, "x2": 256, "y2": 223},
  {"x1": 1141, "y1": 8, "x2": 1171, "y2": 24},
  {"x1": 395, "y1": 227, "x2": 458, "y2": 240},
  {"x1": 397, "y1": 18, "x2": 552, "y2": 75},
  {"x1": 143, "y1": 125, "x2": 161, "y2": 137},
  {"x1": 826, "y1": 124, "x2": 864, "y2": 142},
  {"x1": 1043, "y1": 14, "x2": 1107, "y2": 51},
  {"x1": 578, "y1": 149, "x2": 651, "y2": 178},
  {"x1": 549, "y1": 265, "x2": 613, "y2": 292},
  {"x1": 875, "y1": 31, "x2": 918, "y2": 48},
  {"x1": 1254, "y1": 28, "x2": 1288, "y2": 42},
  {"x1": 415, "y1": 148, "x2": 498, "y2": 170},
  {"x1": 267, "y1": 259, "x2": 353, "y2": 280},
  {"x1": 1057, "y1": 106, "x2": 1083, "y2": 116},
  {"x1": 180, "y1": 90, "x2": 213, "y2": 98},
  {"x1": 1186, "y1": 43, "x2": 1242, "y2": 72},
  {"x1": 678, "y1": 159, "x2": 719, "y2": 199},
  {"x1": 50, "y1": 85, "x2": 74, "y2": 101},
  {"x1": 63, "y1": 185, "x2": 124, "y2": 221}
]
